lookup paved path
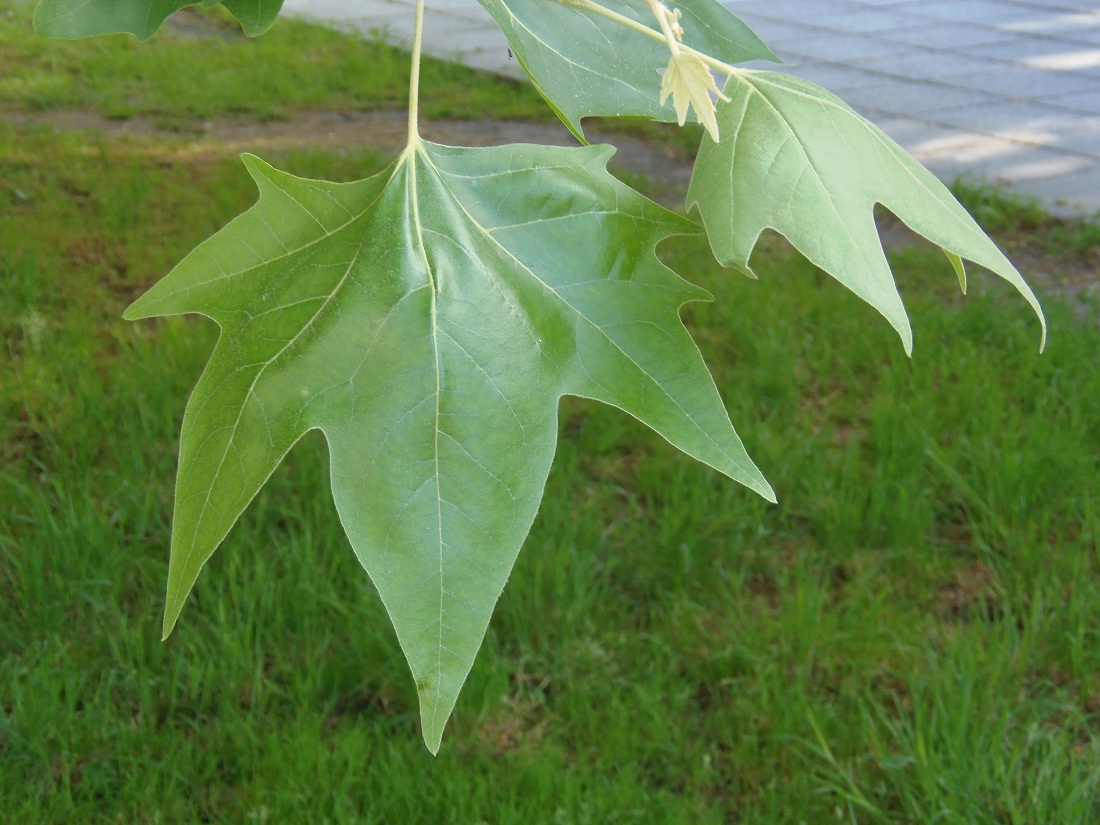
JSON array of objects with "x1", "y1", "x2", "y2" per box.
[{"x1": 284, "y1": 0, "x2": 1100, "y2": 217}]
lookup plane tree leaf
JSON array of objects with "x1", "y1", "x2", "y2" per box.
[
  {"x1": 123, "y1": 141, "x2": 774, "y2": 752},
  {"x1": 34, "y1": 0, "x2": 283, "y2": 40},
  {"x1": 475, "y1": 0, "x2": 776, "y2": 140},
  {"x1": 687, "y1": 71, "x2": 1046, "y2": 354}
]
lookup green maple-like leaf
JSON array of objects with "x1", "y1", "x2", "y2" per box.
[
  {"x1": 687, "y1": 72, "x2": 1046, "y2": 353},
  {"x1": 34, "y1": 0, "x2": 282, "y2": 40},
  {"x1": 476, "y1": 0, "x2": 776, "y2": 140},
  {"x1": 124, "y1": 141, "x2": 773, "y2": 752}
]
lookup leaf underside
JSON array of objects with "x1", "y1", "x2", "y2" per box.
[
  {"x1": 125, "y1": 142, "x2": 773, "y2": 752},
  {"x1": 474, "y1": 6, "x2": 1042, "y2": 351},
  {"x1": 476, "y1": 0, "x2": 777, "y2": 140},
  {"x1": 33, "y1": 0, "x2": 283, "y2": 40},
  {"x1": 687, "y1": 72, "x2": 1045, "y2": 354}
]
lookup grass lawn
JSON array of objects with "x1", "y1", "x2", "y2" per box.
[{"x1": 2, "y1": 2, "x2": 1099, "y2": 821}]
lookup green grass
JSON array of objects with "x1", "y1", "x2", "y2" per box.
[
  {"x1": 950, "y1": 176, "x2": 1100, "y2": 254},
  {"x1": 0, "y1": 1, "x2": 549, "y2": 123},
  {"x1": 3, "y1": 6, "x2": 1100, "y2": 823}
]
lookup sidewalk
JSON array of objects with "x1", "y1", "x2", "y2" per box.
[{"x1": 283, "y1": 0, "x2": 1100, "y2": 217}]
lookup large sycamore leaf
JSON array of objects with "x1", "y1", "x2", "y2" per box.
[
  {"x1": 476, "y1": 0, "x2": 776, "y2": 140},
  {"x1": 687, "y1": 72, "x2": 1046, "y2": 354},
  {"x1": 34, "y1": 0, "x2": 282, "y2": 40},
  {"x1": 124, "y1": 141, "x2": 773, "y2": 752}
]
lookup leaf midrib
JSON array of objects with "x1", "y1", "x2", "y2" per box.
[
  {"x1": 407, "y1": 145, "x2": 449, "y2": 743},
  {"x1": 416, "y1": 144, "x2": 762, "y2": 491}
]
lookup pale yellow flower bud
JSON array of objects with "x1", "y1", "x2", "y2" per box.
[{"x1": 659, "y1": 51, "x2": 731, "y2": 143}]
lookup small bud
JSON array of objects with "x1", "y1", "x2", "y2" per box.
[{"x1": 659, "y1": 52, "x2": 731, "y2": 142}]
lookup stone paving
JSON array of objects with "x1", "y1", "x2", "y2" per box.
[{"x1": 283, "y1": 0, "x2": 1100, "y2": 216}]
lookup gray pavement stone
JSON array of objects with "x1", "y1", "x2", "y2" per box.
[
  {"x1": 840, "y1": 78, "x2": 1004, "y2": 115},
  {"x1": 776, "y1": 62, "x2": 889, "y2": 93},
  {"x1": 878, "y1": 23, "x2": 1018, "y2": 50},
  {"x1": 1005, "y1": 1, "x2": 1095, "y2": 10},
  {"x1": 852, "y1": 50, "x2": 1016, "y2": 81},
  {"x1": 725, "y1": 0, "x2": 863, "y2": 21},
  {"x1": 1061, "y1": 29, "x2": 1100, "y2": 48},
  {"x1": 280, "y1": 0, "x2": 1100, "y2": 216},
  {"x1": 416, "y1": 0, "x2": 491, "y2": 15},
  {"x1": 995, "y1": 152, "x2": 1096, "y2": 184},
  {"x1": 967, "y1": 37, "x2": 1100, "y2": 69},
  {"x1": 1046, "y1": 89, "x2": 1100, "y2": 115},
  {"x1": 870, "y1": 119, "x2": 1002, "y2": 158},
  {"x1": 723, "y1": 17, "x2": 821, "y2": 47},
  {"x1": 941, "y1": 66, "x2": 1097, "y2": 98},
  {"x1": 996, "y1": 10, "x2": 1100, "y2": 36},
  {"x1": 903, "y1": 0, "x2": 1046, "y2": 25},
  {"x1": 1044, "y1": 130, "x2": 1100, "y2": 158},
  {"x1": 1025, "y1": 166, "x2": 1100, "y2": 213},
  {"x1": 415, "y1": 12, "x2": 506, "y2": 57},
  {"x1": 930, "y1": 100, "x2": 1100, "y2": 136},
  {"x1": 765, "y1": 31, "x2": 915, "y2": 62},
  {"x1": 818, "y1": 9, "x2": 932, "y2": 33}
]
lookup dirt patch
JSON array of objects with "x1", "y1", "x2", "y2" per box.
[
  {"x1": 1000, "y1": 237, "x2": 1100, "y2": 320},
  {"x1": 934, "y1": 559, "x2": 1001, "y2": 623},
  {"x1": 5, "y1": 106, "x2": 691, "y2": 197},
  {"x1": 473, "y1": 670, "x2": 553, "y2": 756},
  {"x1": 877, "y1": 212, "x2": 1100, "y2": 321},
  {"x1": 7, "y1": 105, "x2": 1096, "y2": 313}
]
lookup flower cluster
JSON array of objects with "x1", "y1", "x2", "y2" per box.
[{"x1": 645, "y1": 0, "x2": 729, "y2": 142}]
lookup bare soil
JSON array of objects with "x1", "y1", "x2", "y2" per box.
[
  {"x1": 7, "y1": 105, "x2": 1097, "y2": 320},
  {"x1": 5, "y1": 107, "x2": 691, "y2": 195}
]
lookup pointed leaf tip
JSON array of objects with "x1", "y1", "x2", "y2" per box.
[
  {"x1": 421, "y1": 702, "x2": 447, "y2": 755},
  {"x1": 944, "y1": 250, "x2": 967, "y2": 294},
  {"x1": 760, "y1": 480, "x2": 778, "y2": 505},
  {"x1": 161, "y1": 591, "x2": 184, "y2": 641}
]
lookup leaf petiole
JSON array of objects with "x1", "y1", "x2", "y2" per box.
[
  {"x1": 643, "y1": 0, "x2": 683, "y2": 56},
  {"x1": 407, "y1": 0, "x2": 427, "y2": 148}
]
